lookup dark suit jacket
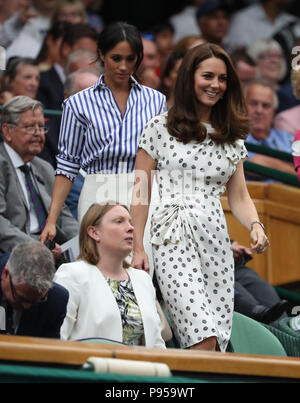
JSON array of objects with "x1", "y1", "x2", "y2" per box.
[
  {"x1": 38, "y1": 115, "x2": 61, "y2": 169},
  {"x1": 0, "y1": 266, "x2": 69, "y2": 338},
  {"x1": 36, "y1": 66, "x2": 64, "y2": 111},
  {"x1": 0, "y1": 143, "x2": 78, "y2": 253},
  {"x1": 36, "y1": 67, "x2": 63, "y2": 169}
]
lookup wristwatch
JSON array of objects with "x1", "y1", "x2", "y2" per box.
[{"x1": 250, "y1": 221, "x2": 265, "y2": 232}]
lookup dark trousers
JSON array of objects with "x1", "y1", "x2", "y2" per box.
[{"x1": 234, "y1": 265, "x2": 288, "y2": 325}]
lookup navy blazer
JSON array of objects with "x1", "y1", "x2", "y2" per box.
[
  {"x1": 36, "y1": 66, "x2": 64, "y2": 111},
  {"x1": 0, "y1": 265, "x2": 69, "y2": 338}
]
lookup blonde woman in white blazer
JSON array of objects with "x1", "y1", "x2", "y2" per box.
[{"x1": 54, "y1": 203, "x2": 165, "y2": 348}]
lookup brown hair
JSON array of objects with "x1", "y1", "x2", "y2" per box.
[
  {"x1": 78, "y1": 202, "x2": 130, "y2": 268},
  {"x1": 167, "y1": 42, "x2": 249, "y2": 144}
]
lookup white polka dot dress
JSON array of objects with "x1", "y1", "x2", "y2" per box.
[{"x1": 139, "y1": 113, "x2": 247, "y2": 351}]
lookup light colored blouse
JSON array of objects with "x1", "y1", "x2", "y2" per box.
[{"x1": 56, "y1": 75, "x2": 166, "y2": 181}]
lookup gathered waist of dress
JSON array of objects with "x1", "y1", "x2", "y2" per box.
[
  {"x1": 151, "y1": 193, "x2": 223, "y2": 246},
  {"x1": 160, "y1": 193, "x2": 220, "y2": 205}
]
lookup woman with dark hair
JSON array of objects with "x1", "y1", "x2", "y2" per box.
[
  {"x1": 40, "y1": 22, "x2": 166, "y2": 243},
  {"x1": 130, "y1": 43, "x2": 269, "y2": 351},
  {"x1": 159, "y1": 51, "x2": 184, "y2": 108},
  {"x1": 36, "y1": 21, "x2": 71, "y2": 72},
  {"x1": 54, "y1": 202, "x2": 165, "y2": 347}
]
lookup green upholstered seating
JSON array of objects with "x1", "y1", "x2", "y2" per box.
[{"x1": 227, "y1": 312, "x2": 287, "y2": 356}]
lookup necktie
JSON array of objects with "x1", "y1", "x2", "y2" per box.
[{"x1": 20, "y1": 164, "x2": 47, "y2": 232}]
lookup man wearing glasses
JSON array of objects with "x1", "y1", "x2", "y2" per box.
[
  {"x1": 0, "y1": 242, "x2": 68, "y2": 337},
  {"x1": 0, "y1": 95, "x2": 78, "y2": 263}
]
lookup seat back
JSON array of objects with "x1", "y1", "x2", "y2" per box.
[
  {"x1": 264, "y1": 323, "x2": 300, "y2": 357},
  {"x1": 77, "y1": 337, "x2": 125, "y2": 345},
  {"x1": 228, "y1": 312, "x2": 287, "y2": 356}
]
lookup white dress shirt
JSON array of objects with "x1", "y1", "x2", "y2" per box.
[
  {"x1": 53, "y1": 62, "x2": 66, "y2": 85},
  {"x1": 169, "y1": 6, "x2": 201, "y2": 43},
  {"x1": 0, "y1": 12, "x2": 25, "y2": 49},
  {"x1": 6, "y1": 15, "x2": 50, "y2": 59},
  {"x1": 4, "y1": 143, "x2": 40, "y2": 233},
  {"x1": 225, "y1": 3, "x2": 300, "y2": 51},
  {"x1": 56, "y1": 75, "x2": 166, "y2": 181}
]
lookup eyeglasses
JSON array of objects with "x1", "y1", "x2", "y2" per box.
[
  {"x1": 8, "y1": 123, "x2": 49, "y2": 135},
  {"x1": 9, "y1": 273, "x2": 48, "y2": 305},
  {"x1": 59, "y1": 12, "x2": 83, "y2": 19},
  {"x1": 258, "y1": 53, "x2": 282, "y2": 60}
]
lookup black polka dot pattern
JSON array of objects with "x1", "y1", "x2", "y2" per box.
[{"x1": 139, "y1": 113, "x2": 247, "y2": 351}]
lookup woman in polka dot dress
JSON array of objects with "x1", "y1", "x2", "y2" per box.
[{"x1": 130, "y1": 43, "x2": 269, "y2": 352}]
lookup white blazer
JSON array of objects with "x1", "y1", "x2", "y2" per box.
[{"x1": 54, "y1": 261, "x2": 166, "y2": 348}]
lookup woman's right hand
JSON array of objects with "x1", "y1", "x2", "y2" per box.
[
  {"x1": 132, "y1": 250, "x2": 150, "y2": 273},
  {"x1": 40, "y1": 221, "x2": 57, "y2": 244}
]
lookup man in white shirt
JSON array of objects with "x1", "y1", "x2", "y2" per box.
[
  {"x1": 225, "y1": 0, "x2": 300, "y2": 52},
  {"x1": 0, "y1": 0, "x2": 37, "y2": 49},
  {"x1": 6, "y1": 0, "x2": 56, "y2": 59},
  {"x1": 169, "y1": 0, "x2": 203, "y2": 43}
]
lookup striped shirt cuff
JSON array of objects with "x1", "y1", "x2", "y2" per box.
[{"x1": 55, "y1": 155, "x2": 81, "y2": 182}]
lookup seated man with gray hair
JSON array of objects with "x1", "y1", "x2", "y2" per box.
[
  {"x1": 0, "y1": 242, "x2": 69, "y2": 337},
  {"x1": 244, "y1": 79, "x2": 296, "y2": 181},
  {"x1": 0, "y1": 95, "x2": 78, "y2": 259},
  {"x1": 64, "y1": 49, "x2": 103, "y2": 76}
]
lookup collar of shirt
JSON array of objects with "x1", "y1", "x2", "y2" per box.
[
  {"x1": 54, "y1": 62, "x2": 66, "y2": 84},
  {"x1": 4, "y1": 143, "x2": 40, "y2": 232},
  {"x1": 3, "y1": 143, "x2": 30, "y2": 170},
  {"x1": 95, "y1": 74, "x2": 142, "y2": 91}
]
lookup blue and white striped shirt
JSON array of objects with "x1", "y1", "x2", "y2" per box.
[{"x1": 56, "y1": 75, "x2": 167, "y2": 181}]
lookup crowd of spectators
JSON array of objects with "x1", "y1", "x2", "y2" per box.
[{"x1": 0, "y1": 0, "x2": 299, "y2": 347}]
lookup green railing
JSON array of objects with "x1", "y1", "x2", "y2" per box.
[
  {"x1": 245, "y1": 142, "x2": 293, "y2": 163},
  {"x1": 243, "y1": 142, "x2": 299, "y2": 188},
  {"x1": 43, "y1": 109, "x2": 62, "y2": 118}
]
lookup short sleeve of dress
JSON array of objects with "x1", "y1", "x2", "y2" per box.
[
  {"x1": 138, "y1": 114, "x2": 166, "y2": 162},
  {"x1": 223, "y1": 138, "x2": 248, "y2": 165}
]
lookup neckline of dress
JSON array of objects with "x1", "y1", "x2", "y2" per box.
[
  {"x1": 202, "y1": 122, "x2": 212, "y2": 128},
  {"x1": 104, "y1": 274, "x2": 130, "y2": 283}
]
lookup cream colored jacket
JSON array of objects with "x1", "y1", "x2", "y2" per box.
[{"x1": 54, "y1": 261, "x2": 166, "y2": 348}]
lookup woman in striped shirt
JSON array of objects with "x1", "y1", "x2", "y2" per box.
[{"x1": 40, "y1": 21, "x2": 166, "y2": 247}]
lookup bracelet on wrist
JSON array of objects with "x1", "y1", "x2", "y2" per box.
[{"x1": 250, "y1": 221, "x2": 265, "y2": 232}]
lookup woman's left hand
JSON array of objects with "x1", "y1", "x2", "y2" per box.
[{"x1": 250, "y1": 225, "x2": 270, "y2": 254}]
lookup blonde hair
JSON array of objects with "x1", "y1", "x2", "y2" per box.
[{"x1": 78, "y1": 202, "x2": 130, "y2": 268}]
